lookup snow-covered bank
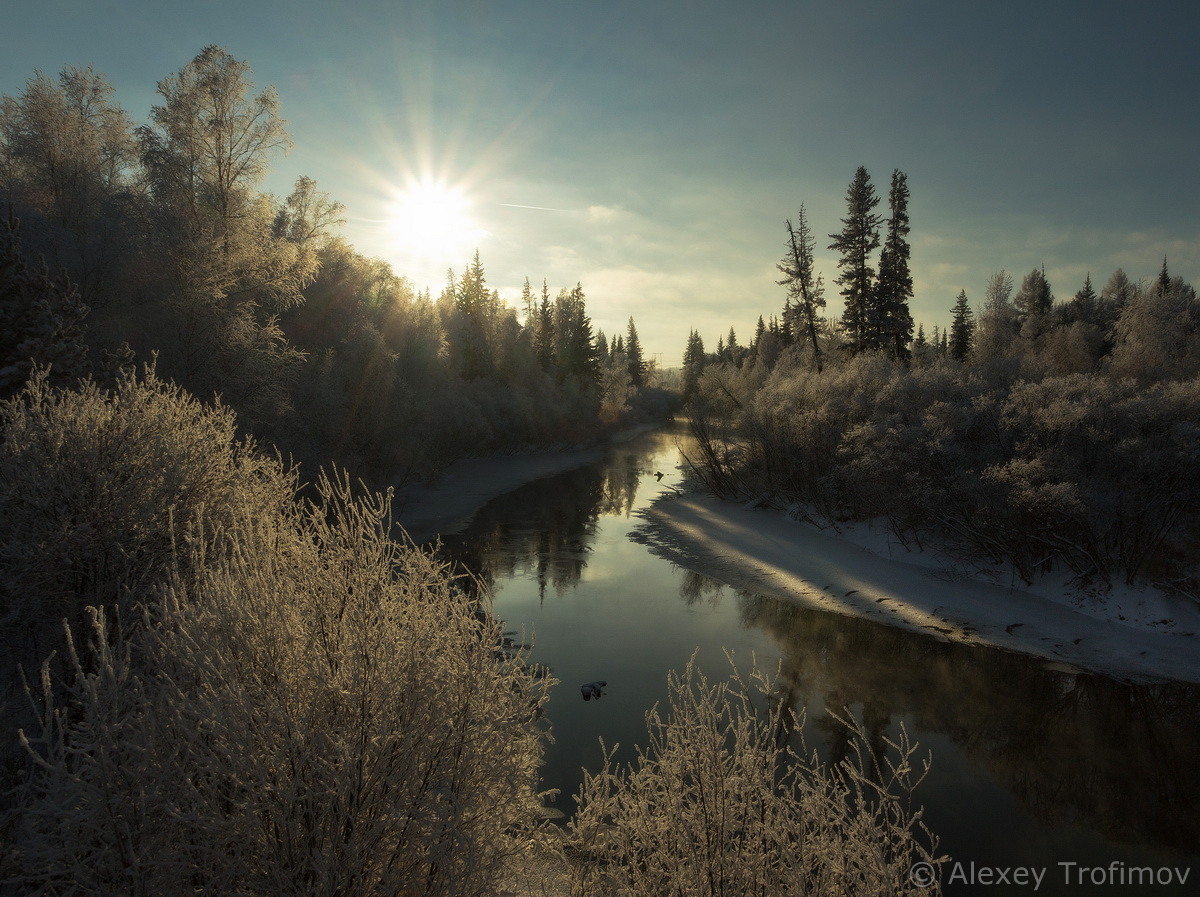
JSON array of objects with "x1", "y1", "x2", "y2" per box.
[
  {"x1": 394, "y1": 424, "x2": 660, "y2": 543},
  {"x1": 635, "y1": 491, "x2": 1200, "y2": 684}
]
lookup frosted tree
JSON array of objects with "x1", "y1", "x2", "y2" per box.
[
  {"x1": 1100, "y1": 267, "x2": 1137, "y2": 311},
  {"x1": 0, "y1": 66, "x2": 139, "y2": 302},
  {"x1": 0, "y1": 66, "x2": 136, "y2": 231},
  {"x1": 1108, "y1": 269, "x2": 1200, "y2": 382},
  {"x1": 1013, "y1": 267, "x2": 1053, "y2": 338},
  {"x1": 829, "y1": 167, "x2": 882, "y2": 354},
  {"x1": 137, "y1": 47, "x2": 318, "y2": 421},
  {"x1": 973, "y1": 269, "x2": 1019, "y2": 361}
]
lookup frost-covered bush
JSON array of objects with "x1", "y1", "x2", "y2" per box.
[
  {"x1": 0, "y1": 365, "x2": 283, "y2": 633},
  {"x1": 565, "y1": 656, "x2": 943, "y2": 897},
  {"x1": 1107, "y1": 279, "x2": 1200, "y2": 383},
  {"x1": 692, "y1": 348, "x2": 1200, "y2": 590},
  {"x1": 968, "y1": 375, "x2": 1199, "y2": 586},
  {"x1": 12, "y1": 470, "x2": 553, "y2": 896}
]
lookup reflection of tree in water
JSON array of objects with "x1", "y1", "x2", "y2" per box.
[
  {"x1": 437, "y1": 448, "x2": 652, "y2": 602},
  {"x1": 738, "y1": 591, "x2": 1200, "y2": 851},
  {"x1": 678, "y1": 569, "x2": 726, "y2": 607},
  {"x1": 600, "y1": 451, "x2": 643, "y2": 518}
]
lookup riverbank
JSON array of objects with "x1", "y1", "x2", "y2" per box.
[
  {"x1": 636, "y1": 491, "x2": 1200, "y2": 684},
  {"x1": 393, "y1": 423, "x2": 661, "y2": 543}
]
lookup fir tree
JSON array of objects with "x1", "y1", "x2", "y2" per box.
[
  {"x1": 520, "y1": 276, "x2": 535, "y2": 322},
  {"x1": 0, "y1": 214, "x2": 90, "y2": 398},
  {"x1": 1157, "y1": 257, "x2": 1172, "y2": 296},
  {"x1": 553, "y1": 283, "x2": 598, "y2": 384},
  {"x1": 949, "y1": 289, "x2": 975, "y2": 361},
  {"x1": 913, "y1": 323, "x2": 927, "y2": 350},
  {"x1": 453, "y1": 250, "x2": 494, "y2": 379},
  {"x1": 595, "y1": 329, "x2": 610, "y2": 367},
  {"x1": 875, "y1": 169, "x2": 914, "y2": 360},
  {"x1": 626, "y1": 316, "x2": 646, "y2": 387},
  {"x1": 1013, "y1": 266, "x2": 1053, "y2": 335},
  {"x1": 829, "y1": 166, "x2": 882, "y2": 354},
  {"x1": 534, "y1": 279, "x2": 554, "y2": 371},
  {"x1": 911, "y1": 323, "x2": 928, "y2": 363},
  {"x1": 1069, "y1": 272, "x2": 1098, "y2": 323},
  {"x1": 681, "y1": 329, "x2": 705, "y2": 403}
]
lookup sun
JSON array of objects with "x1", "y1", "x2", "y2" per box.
[{"x1": 386, "y1": 178, "x2": 477, "y2": 261}]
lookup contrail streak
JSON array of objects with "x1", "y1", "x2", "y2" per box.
[{"x1": 496, "y1": 202, "x2": 577, "y2": 213}]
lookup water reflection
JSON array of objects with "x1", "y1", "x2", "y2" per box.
[
  {"x1": 439, "y1": 447, "x2": 650, "y2": 602},
  {"x1": 435, "y1": 425, "x2": 1200, "y2": 888},
  {"x1": 737, "y1": 590, "x2": 1200, "y2": 851}
]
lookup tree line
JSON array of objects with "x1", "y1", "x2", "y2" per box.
[
  {"x1": 0, "y1": 47, "x2": 670, "y2": 487},
  {"x1": 681, "y1": 166, "x2": 1200, "y2": 597}
]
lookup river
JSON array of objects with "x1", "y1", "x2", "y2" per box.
[{"x1": 432, "y1": 423, "x2": 1200, "y2": 896}]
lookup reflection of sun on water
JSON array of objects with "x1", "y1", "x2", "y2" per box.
[{"x1": 386, "y1": 178, "x2": 478, "y2": 261}]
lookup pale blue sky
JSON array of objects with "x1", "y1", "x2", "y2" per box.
[{"x1": 4, "y1": 0, "x2": 1198, "y2": 361}]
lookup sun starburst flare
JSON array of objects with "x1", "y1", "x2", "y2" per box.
[{"x1": 386, "y1": 178, "x2": 483, "y2": 262}]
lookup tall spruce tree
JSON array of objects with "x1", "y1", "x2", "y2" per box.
[
  {"x1": 1013, "y1": 266, "x2": 1053, "y2": 332},
  {"x1": 829, "y1": 166, "x2": 882, "y2": 354},
  {"x1": 681, "y1": 329, "x2": 705, "y2": 403},
  {"x1": 777, "y1": 205, "x2": 826, "y2": 372},
  {"x1": 949, "y1": 289, "x2": 975, "y2": 361},
  {"x1": 534, "y1": 279, "x2": 554, "y2": 371},
  {"x1": 453, "y1": 250, "x2": 495, "y2": 379},
  {"x1": 553, "y1": 283, "x2": 598, "y2": 384},
  {"x1": 625, "y1": 316, "x2": 646, "y2": 387},
  {"x1": 1157, "y1": 257, "x2": 1172, "y2": 296},
  {"x1": 875, "y1": 169, "x2": 914, "y2": 360},
  {"x1": 1070, "y1": 272, "x2": 1098, "y2": 323}
]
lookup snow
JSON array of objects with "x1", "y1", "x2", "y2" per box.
[{"x1": 636, "y1": 492, "x2": 1200, "y2": 684}]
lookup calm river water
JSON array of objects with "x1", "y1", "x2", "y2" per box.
[{"x1": 435, "y1": 424, "x2": 1200, "y2": 896}]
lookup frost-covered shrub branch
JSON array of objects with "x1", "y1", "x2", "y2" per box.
[{"x1": 564, "y1": 653, "x2": 944, "y2": 896}]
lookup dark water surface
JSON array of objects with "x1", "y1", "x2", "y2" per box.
[{"x1": 436, "y1": 424, "x2": 1200, "y2": 896}]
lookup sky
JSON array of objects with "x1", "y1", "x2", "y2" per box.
[{"x1": 4, "y1": 0, "x2": 1199, "y2": 363}]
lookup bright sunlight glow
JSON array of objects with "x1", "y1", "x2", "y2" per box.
[{"x1": 387, "y1": 178, "x2": 478, "y2": 261}]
